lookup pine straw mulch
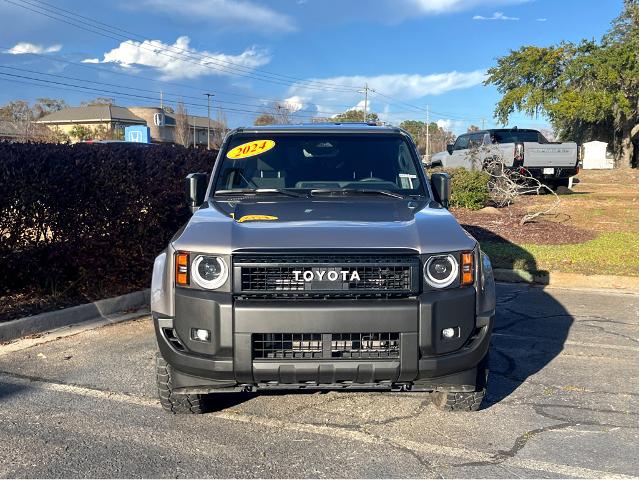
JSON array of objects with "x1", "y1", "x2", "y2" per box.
[{"x1": 451, "y1": 205, "x2": 597, "y2": 246}]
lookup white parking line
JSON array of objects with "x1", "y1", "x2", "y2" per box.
[{"x1": 0, "y1": 372, "x2": 634, "y2": 479}]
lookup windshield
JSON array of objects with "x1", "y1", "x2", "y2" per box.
[
  {"x1": 213, "y1": 133, "x2": 426, "y2": 196},
  {"x1": 491, "y1": 130, "x2": 547, "y2": 144}
]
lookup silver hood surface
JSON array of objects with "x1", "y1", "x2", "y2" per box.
[{"x1": 171, "y1": 198, "x2": 477, "y2": 255}]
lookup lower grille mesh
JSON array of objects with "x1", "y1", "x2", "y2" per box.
[{"x1": 252, "y1": 333, "x2": 400, "y2": 360}]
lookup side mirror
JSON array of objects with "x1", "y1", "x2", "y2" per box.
[
  {"x1": 430, "y1": 172, "x2": 451, "y2": 209},
  {"x1": 186, "y1": 173, "x2": 208, "y2": 213},
  {"x1": 446, "y1": 144, "x2": 454, "y2": 155},
  {"x1": 424, "y1": 159, "x2": 442, "y2": 169}
]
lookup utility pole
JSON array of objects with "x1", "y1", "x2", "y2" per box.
[
  {"x1": 358, "y1": 84, "x2": 375, "y2": 122},
  {"x1": 193, "y1": 117, "x2": 196, "y2": 148},
  {"x1": 425, "y1": 105, "x2": 430, "y2": 161},
  {"x1": 160, "y1": 91, "x2": 163, "y2": 110},
  {"x1": 204, "y1": 93, "x2": 214, "y2": 150},
  {"x1": 481, "y1": 118, "x2": 486, "y2": 130}
]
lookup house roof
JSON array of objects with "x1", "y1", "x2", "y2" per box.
[{"x1": 35, "y1": 105, "x2": 145, "y2": 124}]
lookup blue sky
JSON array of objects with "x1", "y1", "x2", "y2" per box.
[{"x1": 0, "y1": 0, "x2": 623, "y2": 134}]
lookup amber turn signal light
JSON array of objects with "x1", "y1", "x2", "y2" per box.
[
  {"x1": 175, "y1": 251, "x2": 189, "y2": 286},
  {"x1": 460, "y1": 252, "x2": 474, "y2": 286}
]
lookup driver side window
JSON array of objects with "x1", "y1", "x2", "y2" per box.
[{"x1": 454, "y1": 135, "x2": 469, "y2": 151}]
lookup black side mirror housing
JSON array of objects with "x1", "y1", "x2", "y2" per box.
[
  {"x1": 446, "y1": 144, "x2": 454, "y2": 155},
  {"x1": 430, "y1": 172, "x2": 451, "y2": 209},
  {"x1": 186, "y1": 173, "x2": 208, "y2": 213}
]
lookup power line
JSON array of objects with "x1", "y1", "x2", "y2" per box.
[
  {"x1": 5, "y1": 0, "x2": 359, "y2": 93},
  {"x1": 0, "y1": 46, "x2": 364, "y2": 111},
  {"x1": 0, "y1": 72, "x2": 336, "y2": 121}
]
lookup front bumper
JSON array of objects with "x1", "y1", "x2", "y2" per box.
[{"x1": 154, "y1": 287, "x2": 493, "y2": 393}]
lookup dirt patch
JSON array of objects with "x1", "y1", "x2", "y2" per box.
[{"x1": 452, "y1": 206, "x2": 597, "y2": 245}]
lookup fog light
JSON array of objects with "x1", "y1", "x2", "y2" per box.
[
  {"x1": 191, "y1": 328, "x2": 211, "y2": 342},
  {"x1": 442, "y1": 328, "x2": 456, "y2": 339}
]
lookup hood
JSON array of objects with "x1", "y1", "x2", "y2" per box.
[{"x1": 172, "y1": 198, "x2": 476, "y2": 255}]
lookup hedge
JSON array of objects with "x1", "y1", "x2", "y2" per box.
[
  {"x1": 447, "y1": 168, "x2": 491, "y2": 210},
  {"x1": 0, "y1": 142, "x2": 217, "y2": 300}
]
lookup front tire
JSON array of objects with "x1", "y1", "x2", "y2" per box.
[
  {"x1": 431, "y1": 353, "x2": 489, "y2": 412},
  {"x1": 156, "y1": 352, "x2": 210, "y2": 414}
]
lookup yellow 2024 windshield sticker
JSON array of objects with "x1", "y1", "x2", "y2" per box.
[
  {"x1": 227, "y1": 140, "x2": 275, "y2": 159},
  {"x1": 236, "y1": 215, "x2": 279, "y2": 223}
]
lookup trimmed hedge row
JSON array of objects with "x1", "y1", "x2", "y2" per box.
[{"x1": 0, "y1": 142, "x2": 217, "y2": 299}]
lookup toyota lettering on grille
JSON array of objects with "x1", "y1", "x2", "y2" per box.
[{"x1": 292, "y1": 269, "x2": 361, "y2": 282}]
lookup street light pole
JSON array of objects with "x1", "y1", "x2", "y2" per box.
[{"x1": 204, "y1": 93, "x2": 214, "y2": 150}]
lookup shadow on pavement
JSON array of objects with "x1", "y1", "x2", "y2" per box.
[{"x1": 467, "y1": 227, "x2": 574, "y2": 407}]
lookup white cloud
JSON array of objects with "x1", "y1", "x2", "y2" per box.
[
  {"x1": 280, "y1": 96, "x2": 305, "y2": 112},
  {"x1": 6, "y1": 42, "x2": 62, "y2": 54},
  {"x1": 536, "y1": 17, "x2": 548, "y2": 22},
  {"x1": 137, "y1": 0, "x2": 295, "y2": 32},
  {"x1": 289, "y1": 70, "x2": 486, "y2": 109},
  {"x1": 436, "y1": 119, "x2": 467, "y2": 133},
  {"x1": 407, "y1": 0, "x2": 527, "y2": 14},
  {"x1": 473, "y1": 11, "x2": 519, "y2": 20},
  {"x1": 84, "y1": 36, "x2": 271, "y2": 80},
  {"x1": 287, "y1": 70, "x2": 486, "y2": 124}
]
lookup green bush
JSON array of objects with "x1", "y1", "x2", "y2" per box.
[{"x1": 447, "y1": 168, "x2": 490, "y2": 210}]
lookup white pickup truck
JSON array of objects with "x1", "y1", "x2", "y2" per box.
[{"x1": 430, "y1": 128, "x2": 579, "y2": 189}]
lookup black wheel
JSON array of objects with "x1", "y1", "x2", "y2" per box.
[
  {"x1": 156, "y1": 352, "x2": 210, "y2": 414},
  {"x1": 431, "y1": 353, "x2": 489, "y2": 412},
  {"x1": 431, "y1": 389, "x2": 486, "y2": 412}
]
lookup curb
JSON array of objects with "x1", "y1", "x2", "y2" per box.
[
  {"x1": 493, "y1": 269, "x2": 639, "y2": 293},
  {"x1": 0, "y1": 289, "x2": 150, "y2": 342}
]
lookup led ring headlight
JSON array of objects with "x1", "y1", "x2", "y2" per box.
[
  {"x1": 424, "y1": 254, "x2": 458, "y2": 288},
  {"x1": 191, "y1": 255, "x2": 228, "y2": 290}
]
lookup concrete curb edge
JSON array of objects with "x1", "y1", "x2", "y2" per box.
[
  {"x1": 0, "y1": 289, "x2": 150, "y2": 342},
  {"x1": 493, "y1": 269, "x2": 639, "y2": 293}
]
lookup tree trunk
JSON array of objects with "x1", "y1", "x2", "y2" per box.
[{"x1": 618, "y1": 122, "x2": 637, "y2": 169}]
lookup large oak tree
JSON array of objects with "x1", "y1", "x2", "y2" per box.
[{"x1": 486, "y1": 0, "x2": 639, "y2": 168}]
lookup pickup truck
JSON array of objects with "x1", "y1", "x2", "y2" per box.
[
  {"x1": 430, "y1": 128, "x2": 579, "y2": 189},
  {"x1": 151, "y1": 123, "x2": 495, "y2": 413}
]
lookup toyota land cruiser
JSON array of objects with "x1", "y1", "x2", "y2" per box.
[{"x1": 151, "y1": 123, "x2": 496, "y2": 413}]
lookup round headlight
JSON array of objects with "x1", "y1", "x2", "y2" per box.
[
  {"x1": 192, "y1": 255, "x2": 228, "y2": 290},
  {"x1": 424, "y1": 254, "x2": 458, "y2": 288}
]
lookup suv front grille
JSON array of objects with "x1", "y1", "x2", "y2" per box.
[
  {"x1": 252, "y1": 333, "x2": 400, "y2": 360},
  {"x1": 234, "y1": 254, "x2": 420, "y2": 298}
]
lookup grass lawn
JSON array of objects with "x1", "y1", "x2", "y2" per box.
[
  {"x1": 482, "y1": 232, "x2": 639, "y2": 276},
  {"x1": 457, "y1": 169, "x2": 639, "y2": 277}
]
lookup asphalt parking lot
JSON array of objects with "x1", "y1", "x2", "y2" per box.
[{"x1": 0, "y1": 283, "x2": 638, "y2": 478}]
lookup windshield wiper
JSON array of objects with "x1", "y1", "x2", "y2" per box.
[
  {"x1": 310, "y1": 188, "x2": 406, "y2": 199},
  {"x1": 214, "y1": 188, "x2": 307, "y2": 198}
]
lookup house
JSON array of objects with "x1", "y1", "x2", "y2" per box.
[
  {"x1": 35, "y1": 105, "x2": 223, "y2": 146},
  {"x1": 35, "y1": 105, "x2": 146, "y2": 140},
  {"x1": 127, "y1": 106, "x2": 223, "y2": 146}
]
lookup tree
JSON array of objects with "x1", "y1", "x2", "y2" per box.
[
  {"x1": 213, "y1": 108, "x2": 228, "y2": 149},
  {"x1": 332, "y1": 109, "x2": 379, "y2": 123},
  {"x1": 69, "y1": 125, "x2": 93, "y2": 141},
  {"x1": 254, "y1": 113, "x2": 278, "y2": 126},
  {"x1": 486, "y1": 1, "x2": 639, "y2": 167},
  {"x1": 174, "y1": 101, "x2": 190, "y2": 147},
  {"x1": 33, "y1": 98, "x2": 67, "y2": 119},
  {"x1": 399, "y1": 120, "x2": 455, "y2": 156},
  {"x1": 467, "y1": 125, "x2": 480, "y2": 132},
  {"x1": 81, "y1": 97, "x2": 114, "y2": 106},
  {"x1": 0, "y1": 100, "x2": 31, "y2": 122}
]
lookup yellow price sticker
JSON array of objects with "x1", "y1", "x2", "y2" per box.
[
  {"x1": 226, "y1": 140, "x2": 275, "y2": 159},
  {"x1": 236, "y1": 215, "x2": 279, "y2": 223}
]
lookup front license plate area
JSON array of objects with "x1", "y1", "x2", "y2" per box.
[{"x1": 543, "y1": 167, "x2": 555, "y2": 174}]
